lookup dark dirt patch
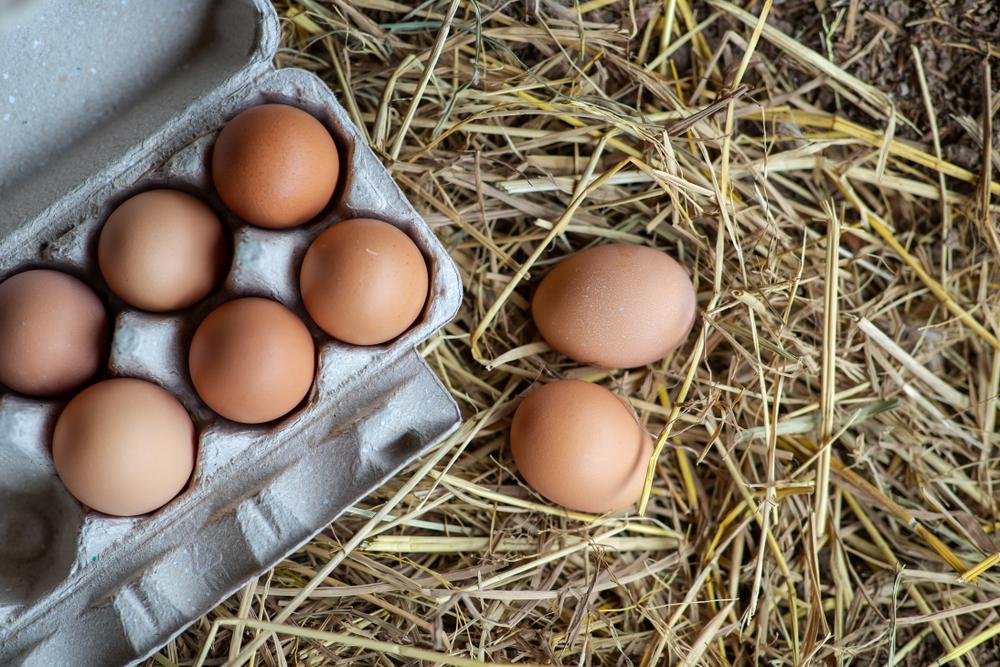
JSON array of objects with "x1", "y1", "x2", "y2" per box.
[{"x1": 760, "y1": 0, "x2": 999, "y2": 171}]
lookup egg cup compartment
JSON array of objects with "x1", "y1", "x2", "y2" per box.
[
  {"x1": 0, "y1": 397, "x2": 85, "y2": 613},
  {"x1": 0, "y1": 1, "x2": 462, "y2": 664}
]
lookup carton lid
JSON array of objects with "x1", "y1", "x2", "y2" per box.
[{"x1": 0, "y1": 0, "x2": 279, "y2": 233}]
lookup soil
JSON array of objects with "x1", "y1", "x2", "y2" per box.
[{"x1": 761, "y1": 0, "x2": 1000, "y2": 170}]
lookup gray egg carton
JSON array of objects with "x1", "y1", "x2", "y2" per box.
[{"x1": 0, "y1": 1, "x2": 462, "y2": 665}]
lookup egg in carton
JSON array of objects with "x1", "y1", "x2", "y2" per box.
[{"x1": 0, "y1": 1, "x2": 462, "y2": 664}]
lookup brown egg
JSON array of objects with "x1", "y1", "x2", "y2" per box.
[
  {"x1": 510, "y1": 379, "x2": 650, "y2": 513},
  {"x1": 52, "y1": 378, "x2": 196, "y2": 517},
  {"x1": 189, "y1": 297, "x2": 315, "y2": 424},
  {"x1": 0, "y1": 269, "x2": 107, "y2": 396},
  {"x1": 211, "y1": 104, "x2": 340, "y2": 229},
  {"x1": 99, "y1": 189, "x2": 228, "y2": 312},
  {"x1": 299, "y1": 218, "x2": 428, "y2": 345},
  {"x1": 532, "y1": 243, "x2": 696, "y2": 368}
]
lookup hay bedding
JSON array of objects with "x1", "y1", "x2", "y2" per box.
[{"x1": 154, "y1": 1, "x2": 1000, "y2": 665}]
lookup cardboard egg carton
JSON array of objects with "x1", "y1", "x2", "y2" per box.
[{"x1": 0, "y1": 1, "x2": 462, "y2": 664}]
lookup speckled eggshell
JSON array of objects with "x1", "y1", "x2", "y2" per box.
[
  {"x1": 0, "y1": 269, "x2": 108, "y2": 396},
  {"x1": 510, "y1": 379, "x2": 650, "y2": 513},
  {"x1": 52, "y1": 378, "x2": 197, "y2": 517},
  {"x1": 188, "y1": 297, "x2": 315, "y2": 424},
  {"x1": 211, "y1": 104, "x2": 340, "y2": 229},
  {"x1": 299, "y1": 218, "x2": 428, "y2": 346},
  {"x1": 532, "y1": 243, "x2": 696, "y2": 369},
  {"x1": 99, "y1": 189, "x2": 228, "y2": 312}
]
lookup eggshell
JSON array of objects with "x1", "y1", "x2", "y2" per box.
[
  {"x1": 99, "y1": 189, "x2": 228, "y2": 311},
  {"x1": 188, "y1": 297, "x2": 315, "y2": 424},
  {"x1": 532, "y1": 243, "x2": 696, "y2": 368},
  {"x1": 0, "y1": 269, "x2": 107, "y2": 396},
  {"x1": 510, "y1": 379, "x2": 650, "y2": 513},
  {"x1": 52, "y1": 378, "x2": 196, "y2": 517},
  {"x1": 299, "y1": 218, "x2": 428, "y2": 345},
  {"x1": 211, "y1": 104, "x2": 340, "y2": 229},
  {"x1": 605, "y1": 431, "x2": 653, "y2": 510}
]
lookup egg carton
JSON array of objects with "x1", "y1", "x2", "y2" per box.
[{"x1": 0, "y1": 1, "x2": 462, "y2": 665}]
